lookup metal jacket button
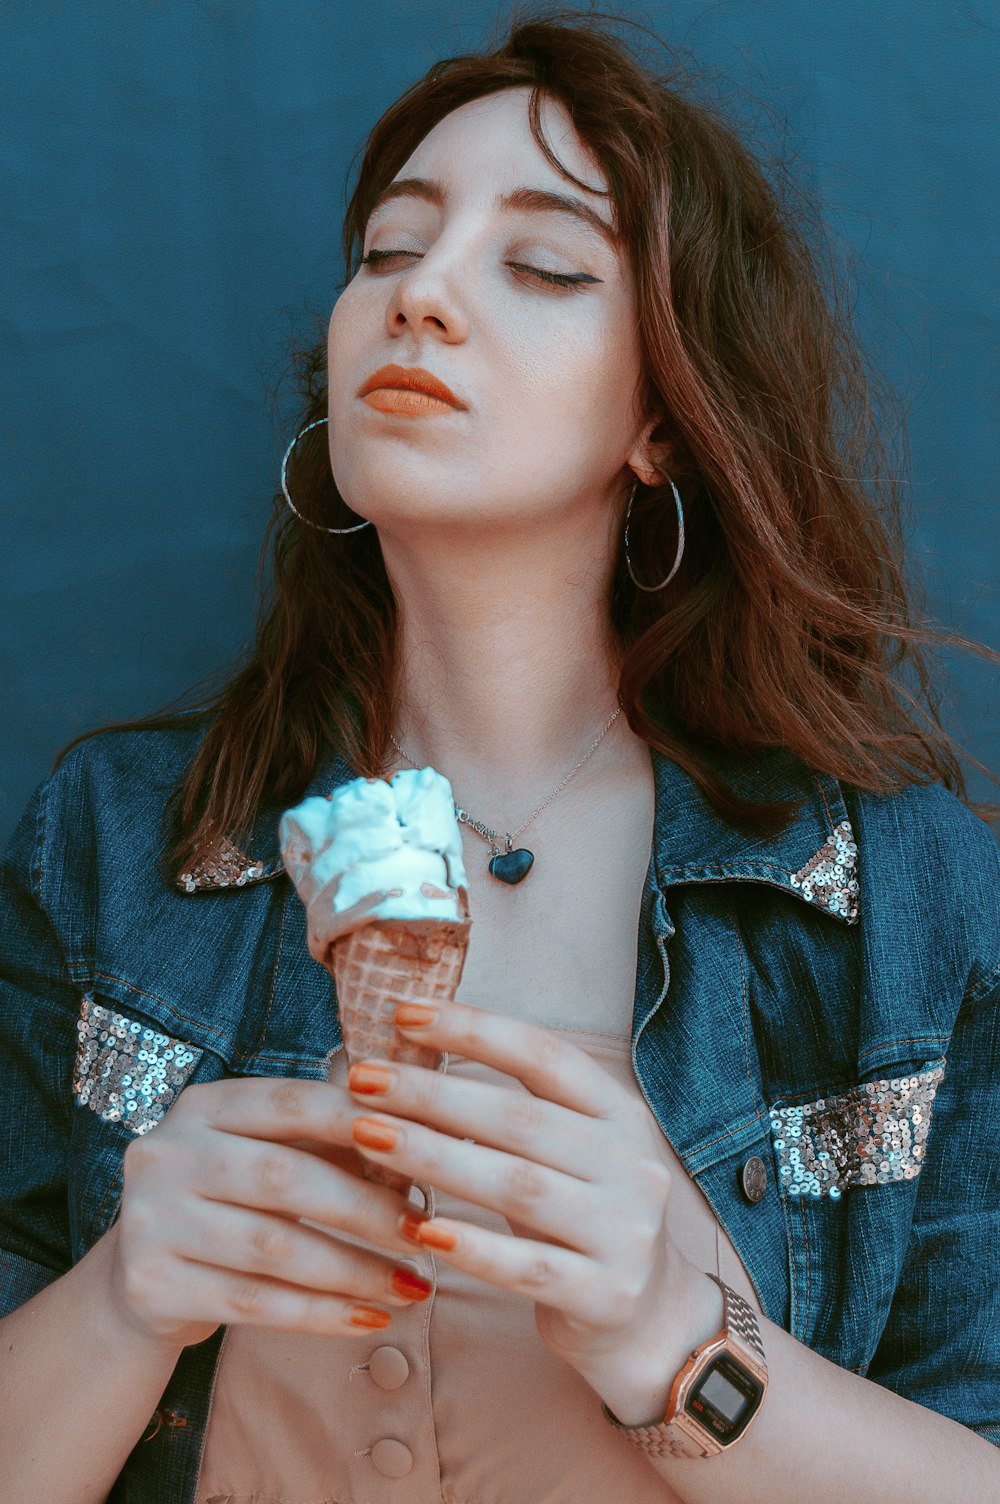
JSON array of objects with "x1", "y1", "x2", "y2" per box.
[
  {"x1": 370, "y1": 1438, "x2": 414, "y2": 1477},
  {"x1": 368, "y1": 1346, "x2": 410, "y2": 1390},
  {"x1": 741, "y1": 1155, "x2": 767, "y2": 1203}
]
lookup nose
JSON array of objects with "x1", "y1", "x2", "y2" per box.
[{"x1": 385, "y1": 252, "x2": 469, "y2": 345}]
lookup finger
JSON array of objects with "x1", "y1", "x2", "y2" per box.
[
  {"x1": 180, "y1": 1076, "x2": 366, "y2": 1147},
  {"x1": 149, "y1": 1120, "x2": 416, "y2": 1257},
  {"x1": 352, "y1": 1109, "x2": 612, "y2": 1256},
  {"x1": 394, "y1": 1000, "x2": 631, "y2": 1120},
  {"x1": 348, "y1": 1058, "x2": 599, "y2": 1180},
  {"x1": 396, "y1": 1213, "x2": 614, "y2": 1329},
  {"x1": 177, "y1": 1198, "x2": 432, "y2": 1308},
  {"x1": 282, "y1": 1137, "x2": 371, "y2": 1181},
  {"x1": 197, "y1": 1136, "x2": 414, "y2": 1253},
  {"x1": 165, "y1": 1257, "x2": 399, "y2": 1337}
]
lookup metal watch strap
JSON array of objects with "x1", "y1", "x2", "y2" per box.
[{"x1": 601, "y1": 1274, "x2": 768, "y2": 1459}]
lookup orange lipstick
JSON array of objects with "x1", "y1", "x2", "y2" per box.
[
  {"x1": 364, "y1": 387, "x2": 457, "y2": 416},
  {"x1": 359, "y1": 363, "x2": 465, "y2": 417}
]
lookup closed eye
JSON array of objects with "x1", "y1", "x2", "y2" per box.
[{"x1": 359, "y1": 248, "x2": 600, "y2": 292}]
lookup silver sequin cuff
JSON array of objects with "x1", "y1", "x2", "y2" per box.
[
  {"x1": 73, "y1": 997, "x2": 202, "y2": 1135},
  {"x1": 769, "y1": 1061, "x2": 945, "y2": 1198}
]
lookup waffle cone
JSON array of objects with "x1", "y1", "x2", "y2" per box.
[{"x1": 329, "y1": 916, "x2": 471, "y2": 1193}]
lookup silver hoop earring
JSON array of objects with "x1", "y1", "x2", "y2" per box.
[
  {"x1": 280, "y1": 417, "x2": 372, "y2": 535},
  {"x1": 623, "y1": 479, "x2": 685, "y2": 592}
]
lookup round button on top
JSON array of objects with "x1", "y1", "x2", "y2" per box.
[
  {"x1": 370, "y1": 1438, "x2": 413, "y2": 1478},
  {"x1": 741, "y1": 1155, "x2": 768, "y2": 1203},
  {"x1": 368, "y1": 1346, "x2": 410, "y2": 1390}
]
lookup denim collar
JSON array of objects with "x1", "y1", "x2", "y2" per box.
[
  {"x1": 647, "y1": 744, "x2": 859, "y2": 924},
  {"x1": 176, "y1": 742, "x2": 860, "y2": 926}
]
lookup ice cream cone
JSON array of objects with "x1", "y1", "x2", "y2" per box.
[
  {"x1": 278, "y1": 768, "x2": 472, "y2": 1196},
  {"x1": 329, "y1": 913, "x2": 471, "y2": 1192}
]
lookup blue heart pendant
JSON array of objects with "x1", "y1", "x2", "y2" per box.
[{"x1": 488, "y1": 848, "x2": 535, "y2": 885}]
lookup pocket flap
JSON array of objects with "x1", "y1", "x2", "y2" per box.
[
  {"x1": 73, "y1": 996, "x2": 203, "y2": 1136},
  {"x1": 769, "y1": 1059, "x2": 945, "y2": 1199}
]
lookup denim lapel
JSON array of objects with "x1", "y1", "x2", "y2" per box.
[{"x1": 630, "y1": 745, "x2": 859, "y2": 1173}]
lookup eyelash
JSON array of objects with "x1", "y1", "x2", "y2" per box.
[{"x1": 359, "y1": 248, "x2": 597, "y2": 291}]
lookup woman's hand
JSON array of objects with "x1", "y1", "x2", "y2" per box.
[
  {"x1": 347, "y1": 997, "x2": 704, "y2": 1405},
  {"x1": 109, "y1": 1076, "x2": 438, "y2": 1352}
]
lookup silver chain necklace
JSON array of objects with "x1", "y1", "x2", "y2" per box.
[{"x1": 389, "y1": 705, "x2": 623, "y2": 886}]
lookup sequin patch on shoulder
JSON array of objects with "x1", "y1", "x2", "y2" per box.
[
  {"x1": 769, "y1": 1062, "x2": 945, "y2": 1198},
  {"x1": 788, "y1": 818, "x2": 860, "y2": 922},
  {"x1": 177, "y1": 835, "x2": 266, "y2": 892},
  {"x1": 73, "y1": 997, "x2": 203, "y2": 1135}
]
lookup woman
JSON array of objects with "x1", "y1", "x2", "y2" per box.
[{"x1": 1, "y1": 14, "x2": 998, "y2": 1503}]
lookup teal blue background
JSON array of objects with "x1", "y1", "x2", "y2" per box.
[{"x1": 2, "y1": 1, "x2": 997, "y2": 842}]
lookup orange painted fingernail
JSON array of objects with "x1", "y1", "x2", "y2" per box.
[
  {"x1": 399, "y1": 1210, "x2": 430, "y2": 1243},
  {"x1": 413, "y1": 1220, "x2": 458, "y2": 1251},
  {"x1": 349, "y1": 1304, "x2": 392, "y2": 1329},
  {"x1": 351, "y1": 1117, "x2": 398, "y2": 1151},
  {"x1": 395, "y1": 1004, "x2": 437, "y2": 1029},
  {"x1": 391, "y1": 1267, "x2": 433, "y2": 1301},
  {"x1": 348, "y1": 1063, "x2": 394, "y2": 1095}
]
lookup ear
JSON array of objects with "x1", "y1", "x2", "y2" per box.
[{"x1": 627, "y1": 417, "x2": 672, "y2": 489}]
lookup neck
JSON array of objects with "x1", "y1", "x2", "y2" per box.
[{"x1": 382, "y1": 525, "x2": 629, "y2": 827}]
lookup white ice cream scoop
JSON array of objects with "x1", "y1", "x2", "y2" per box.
[{"x1": 278, "y1": 767, "x2": 468, "y2": 926}]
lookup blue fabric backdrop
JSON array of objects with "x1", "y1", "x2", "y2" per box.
[{"x1": 2, "y1": 1, "x2": 997, "y2": 843}]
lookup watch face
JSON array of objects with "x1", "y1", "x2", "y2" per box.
[{"x1": 685, "y1": 1352, "x2": 765, "y2": 1444}]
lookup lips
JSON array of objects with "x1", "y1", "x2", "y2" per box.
[{"x1": 358, "y1": 364, "x2": 465, "y2": 409}]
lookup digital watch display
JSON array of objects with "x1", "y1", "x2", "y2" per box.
[{"x1": 685, "y1": 1349, "x2": 766, "y2": 1443}]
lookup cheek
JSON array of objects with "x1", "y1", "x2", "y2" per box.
[
  {"x1": 581, "y1": 319, "x2": 644, "y2": 453},
  {"x1": 511, "y1": 315, "x2": 640, "y2": 448},
  {"x1": 504, "y1": 288, "x2": 634, "y2": 389},
  {"x1": 327, "y1": 280, "x2": 378, "y2": 371},
  {"x1": 326, "y1": 294, "x2": 355, "y2": 370}
]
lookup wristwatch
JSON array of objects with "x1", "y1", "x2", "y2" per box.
[{"x1": 601, "y1": 1274, "x2": 768, "y2": 1458}]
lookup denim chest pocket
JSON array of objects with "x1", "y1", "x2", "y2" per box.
[{"x1": 767, "y1": 1056, "x2": 946, "y2": 1370}]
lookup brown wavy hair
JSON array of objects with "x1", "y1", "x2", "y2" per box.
[{"x1": 68, "y1": 8, "x2": 999, "y2": 867}]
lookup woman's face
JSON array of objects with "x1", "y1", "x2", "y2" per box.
[{"x1": 327, "y1": 87, "x2": 650, "y2": 536}]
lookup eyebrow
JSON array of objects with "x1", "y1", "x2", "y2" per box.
[{"x1": 367, "y1": 176, "x2": 618, "y2": 251}]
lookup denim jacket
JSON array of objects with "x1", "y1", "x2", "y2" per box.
[{"x1": 2, "y1": 722, "x2": 999, "y2": 1502}]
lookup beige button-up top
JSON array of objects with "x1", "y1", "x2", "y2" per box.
[{"x1": 196, "y1": 1027, "x2": 759, "y2": 1503}]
